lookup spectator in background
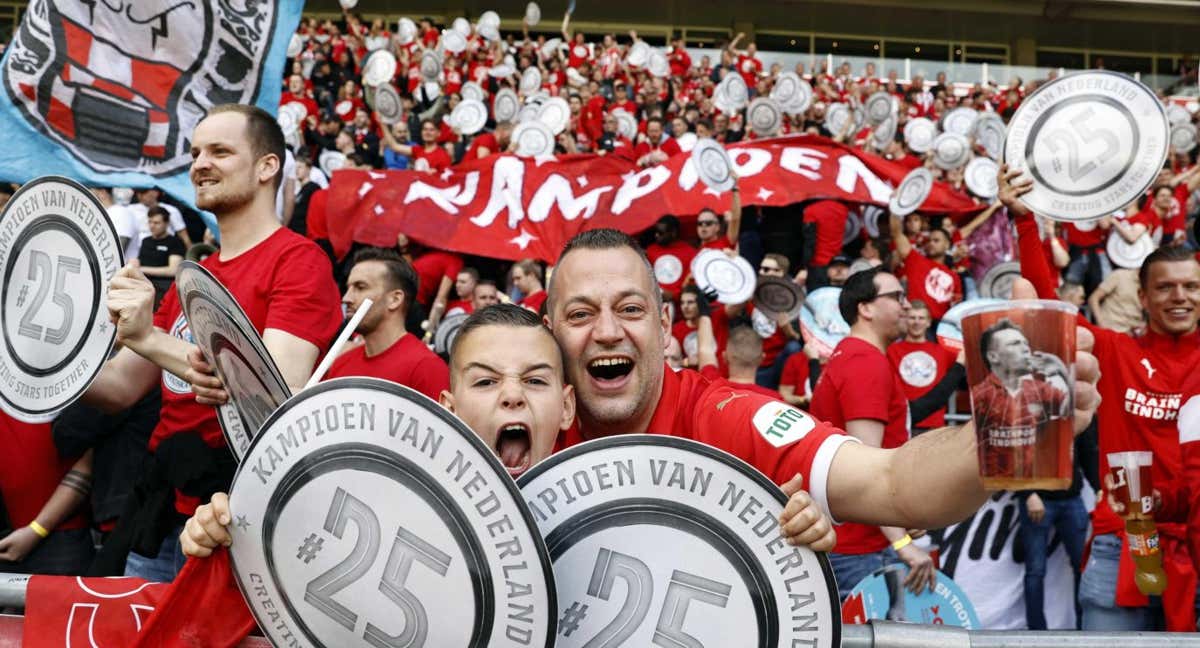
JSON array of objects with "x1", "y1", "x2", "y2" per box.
[
  {"x1": 645, "y1": 215, "x2": 697, "y2": 304},
  {"x1": 512, "y1": 259, "x2": 547, "y2": 313},
  {"x1": 811, "y1": 268, "x2": 936, "y2": 601},
  {"x1": 446, "y1": 267, "x2": 479, "y2": 317},
  {"x1": 92, "y1": 187, "x2": 138, "y2": 261},
  {"x1": 135, "y1": 207, "x2": 186, "y2": 309},
  {"x1": 471, "y1": 280, "x2": 501, "y2": 311}
]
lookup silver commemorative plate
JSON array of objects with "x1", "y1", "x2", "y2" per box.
[
  {"x1": 518, "y1": 435, "x2": 840, "y2": 648},
  {"x1": 753, "y1": 276, "x2": 803, "y2": 319},
  {"x1": 1003, "y1": 71, "x2": 1169, "y2": 222},
  {"x1": 888, "y1": 167, "x2": 934, "y2": 217},
  {"x1": 176, "y1": 261, "x2": 291, "y2": 460},
  {"x1": 0, "y1": 177, "x2": 122, "y2": 423},
  {"x1": 979, "y1": 261, "x2": 1020, "y2": 299},
  {"x1": 691, "y1": 249, "x2": 756, "y2": 305},
  {"x1": 230, "y1": 377, "x2": 557, "y2": 648}
]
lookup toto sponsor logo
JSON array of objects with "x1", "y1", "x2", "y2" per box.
[
  {"x1": 229, "y1": 378, "x2": 556, "y2": 648},
  {"x1": 176, "y1": 261, "x2": 291, "y2": 459},
  {"x1": 1004, "y1": 71, "x2": 1168, "y2": 222},
  {"x1": 518, "y1": 435, "x2": 840, "y2": 648},
  {"x1": 0, "y1": 176, "x2": 120, "y2": 421}
]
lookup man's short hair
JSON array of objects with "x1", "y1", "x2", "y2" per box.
[
  {"x1": 206, "y1": 104, "x2": 286, "y2": 191},
  {"x1": 1139, "y1": 245, "x2": 1196, "y2": 288},
  {"x1": 350, "y1": 246, "x2": 418, "y2": 312},
  {"x1": 514, "y1": 259, "x2": 544, "y2": 285},
  {"x1": 908, "y1": 299, "x2": 929, "y2": 315},
  {"x1": 147, "y1": 206, "x2": 169, "y2": 221},
  {"x1": 838, "y1": 267, "x2": 882, "y2": 325},
  {"x1": 929, "y1": 228, "x2": 952, "y2": 244},
  {"x1": 448, "y1": 304, "x2": 559, "y2": 388},
  {"x1": 655, "y1": 214, "x2": 681, "y2": 233},
  {"x1": 726, "y1": 326, "x2": 763, "y2": 367},
  {"x1": 978, "y1": 318, "x2": 1021, "y2": 372},
  {"x1": 459, "y1": 267, "x2": 480, "y2": 282},
  {"x1": 551, "y1": 228, "x2": 659, "y2": 311},
  {"x1": 763, "y1": 253, "x2": 790, "y2": 275}
]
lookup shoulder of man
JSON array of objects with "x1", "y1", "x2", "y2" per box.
[{"x1": 695, "y1": 380, "x2": 823, "y2": 449}]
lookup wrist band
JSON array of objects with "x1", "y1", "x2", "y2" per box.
[
  {"x1": 891, "y1": 534, "x2": 912, "y2": 551},
  {"x1": 28, "y1": 521, "x2": 49, "y2": 538}
]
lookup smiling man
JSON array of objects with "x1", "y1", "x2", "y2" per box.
[
  {"x1": 544, "y1": 228, "x2": 1100, "y2": 548},
  {"x1": 85, "y1": 104, "x2": 342, "y2": 581}
]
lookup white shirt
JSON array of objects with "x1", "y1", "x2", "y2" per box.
[{"x1": 105, "y1": 204, "x2": 139, "y2": 261}]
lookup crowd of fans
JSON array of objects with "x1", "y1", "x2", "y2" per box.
[{"x1": 0, "y1": 8, "x2": 1199, "y2": 635}]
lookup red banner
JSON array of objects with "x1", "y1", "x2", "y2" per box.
[{"x1": 326, "y1": 135, "x2": 981, "y2": 263}]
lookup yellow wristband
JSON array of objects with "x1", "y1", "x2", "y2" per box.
[
  {"x1": 891, "y1": 534, "x2": 912, "y2": 551},
  {"x1": 28, "y1": 521, "x2": 49, "y2": 539}
]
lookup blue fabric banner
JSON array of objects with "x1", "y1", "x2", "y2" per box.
[{"x1": 0, "y1": 0, "x2": 304, "y2": 231}]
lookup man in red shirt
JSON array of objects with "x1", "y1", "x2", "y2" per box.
[
  {"x1": 716, "y1": 326, "x2": 783, "y2": 399},
  {"x1": 513, "y1": 259, "x2": 547, "y2": 313},
  {"x1": 445, "y1": 267, "x2": 479, "y2": 317},
  {"x1": 89, "y1": 105, "x2": 343, "y2": 581},
  {"x1": 408, "y1": 242, "x2": 463, "y2": 332},
  {"x1": 465, "y1": 122, "x2": 513, "y2": 160},
  {"x1": 697, "y1": 177, "x2": 742, "y2": 251},
  {"x1": 802, "y1": 199, "x2": 849, "y2": 291},
  {"x1": 778, "y1": 347, "x2": 817, "y2": 410},
  {"x1": 634, "y1": 117, "x2": 681, "y2": 167},
  {"x1": 1004, "y1": 166, "x2": 1199, "y2": 631},
  {"x1": 280, "y1": 74, "x2": 318, "y2": 122},
  {"x1": 326, "y1": 247, "x2": 449, "y2": 400},
  {"x1": 645, "y1": 216, "x2": 697, "y2": 303},
  {"x1": 544, "y1": 229, "x2": 1100, "y2": 553},
  {"x1": 673, "y1": 286, "x2": 729, "y2": 371},
  {"x1": 809, "y1": 267, "x2": 936, "y2": 600},
  {"x1": 888, "y1": 300, "x2": 956, "y2": 431},
  {"x1": 890, "y1": 215, "x2": 961, "y2": 321}
]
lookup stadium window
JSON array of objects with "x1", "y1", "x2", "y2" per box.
[
  {"x1": 963, "y1": 44, "x2": 1008, "y2": 64},
  {"x1": 1037, "y1": 49, "x2": 1085, "y2": 69},
  {"x1": 814, "y1": 37, "x2": 879, "y2": 58},
  {"x1": 1092, "y1": 53, "x2": 1152, "y2": 75},
  {"x1": 682, "y1": 29, "x2": 730, "y2": 48},
  {"x1": 756, "y1": 33, "x2": 809, "y2": 52}
]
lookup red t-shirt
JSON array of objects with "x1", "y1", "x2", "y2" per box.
[
  {"x1": 900, "y1": 251, "x2": 961, "y2": 320},
  {"x1": 521, "y1": 289, "x2": 548, "y2": 313},
  {"x1": 445, "y1": 299, "x2": 474, "y2": 317},
  {"x1": 1063, "y1": 221, "x2": 1106, "y2": 248},
  {"x1": 810, "y1": 336, "x2": 909, "y2": 554},
  {"x1": 887, "y1": 339, "x2": 954, "y2": 428},
  {"x1": 633, "y1": 137, "x2": 682, "y2": 160},
  {"x1": 0, "y1": 415, "x2": 86, "y2": 531},
  {"x1": 673, "y1": 309, "x2": 730, "y2": 374},
  {"x1": 556, "y1": 365, "x2": 857, "y2": 519},
  {"x1": 802, "y1": 200, "x2": 848, "y2": 266},
  {"x1": 700, "y1": 237, "x2": 733, "y2": 251},
  {"x1": 412, "y1": 145, "x2": 452, "y2": 173},
  {"x1": 466, "y1": 132, "x2": 500, "y2": 159},
  {"x1": 779, "y1": 353, "x2": 812, "y2": 396},
  {"x1": 646, "y1": 240, "x2": 697, "y2": 299},
  {"x1": 326, "y1": 334, "x2": 449, "y2": 401},
  {"x1": 700, "y1": 365, "x2": 782, "y2": 400},
  {"x1": 736, "y1": 54, "x2": 762, "y2": 87},
  {"x1": 412, "y1": 251, "x2": 464, "y2": 306},
  {"x1": 306, "y1": 187, "x2": 329, "y2": 240},
  {"x1": 151, "y1": 229, "x2": 343, "y2": 454}
]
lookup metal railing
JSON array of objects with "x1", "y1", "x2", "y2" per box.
[{"x1": 3, "y1": 572, "x2": 1200, "y2": 646}]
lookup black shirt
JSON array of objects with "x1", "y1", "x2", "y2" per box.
[{"x1": 137, "y1": 233, "x2": 185, "y2": 268}]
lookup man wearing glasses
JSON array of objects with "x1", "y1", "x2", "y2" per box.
[
  {"x1": 810, "y1": 267, "x2": 938, "y2": 600},
  {"x1": 696, "y1": 175, "x2": 742, "y2": 252}
]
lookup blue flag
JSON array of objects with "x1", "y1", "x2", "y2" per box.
[{"x1": 0, "y1": 0, "x2": 304, "y2": 231}]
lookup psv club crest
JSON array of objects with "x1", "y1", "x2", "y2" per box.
[{"x1": 3, "y1": 0, "x2": 279, "y2": 176}]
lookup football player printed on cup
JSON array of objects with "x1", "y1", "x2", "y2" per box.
[{"x1": 960, "y1": 301, "x2": 1076, "y2": 490}]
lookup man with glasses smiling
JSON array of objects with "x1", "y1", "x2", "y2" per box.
[
  {"x1": 811, "y1": 267, "x2": 939, "y2": 600},
  {"x1": 696, "y1": 176, "x2": 742, "y2": 252}
]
